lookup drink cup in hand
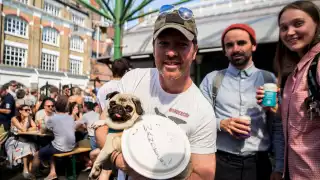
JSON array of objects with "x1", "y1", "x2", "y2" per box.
[
  {"x1": 262, "y1": 83, "x2": 277, "y2": 107},
  {"x1": 235, "y1": 116, "x2": 251, "y2": 139}
]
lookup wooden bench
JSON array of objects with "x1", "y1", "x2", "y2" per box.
[{"x1": 54, "y1": 139, "x2": 91, "y2": 180}]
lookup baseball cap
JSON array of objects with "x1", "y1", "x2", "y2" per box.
[{"x1": 153, "y1": 10, "x2": 198, "y2": 41}]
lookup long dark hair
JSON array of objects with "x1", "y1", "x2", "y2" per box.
[
  {"x1": 39, "y1": 97, "x2": 55, "y2": 111},
  {"x1": 16, "y1": 104, "x2": 30, "y2": 122},
  {"x1": 274, "y1": 1, "x2": 320, "y2": 88},
  {"x1": 69, "y1": 102, "x2": 78, "y2": 115}
]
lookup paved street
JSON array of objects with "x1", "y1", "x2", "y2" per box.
[{"x1": 0, "y1": 158, "x2": 90, "y2": 180}]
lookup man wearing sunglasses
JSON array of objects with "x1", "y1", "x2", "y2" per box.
[
  {"x1": 200, "y1": 24, "x2": 284, "y2": 180},
  {"x1": 95, "y1": 5, "x2": 216, "y2": 180}
]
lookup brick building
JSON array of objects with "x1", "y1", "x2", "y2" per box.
[{"x1": 0, "y1": 0, "x2": 96, "y2": 89}]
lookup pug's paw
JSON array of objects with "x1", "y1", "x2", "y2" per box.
[{"x1": 88, "y1": 164, "x2": 102, "y2": 180}]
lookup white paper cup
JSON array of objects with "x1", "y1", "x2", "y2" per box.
[
  {"x1": 235, "y1": 115, "x2": 251, "y2": 138},
  {"x1": 121, "y1": 114, "x2": 191, "y2": 179}
]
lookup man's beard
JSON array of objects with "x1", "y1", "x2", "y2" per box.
[{"x1": 229, "y1": 51, "x2": 251, "y2": 68}]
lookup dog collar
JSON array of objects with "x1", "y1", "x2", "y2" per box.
[{"x1": 108, "y1": 128, "x2": 123, "y2": 134}]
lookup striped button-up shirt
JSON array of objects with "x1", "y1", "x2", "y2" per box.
[{"x1": 282, "y1": 43, "x2": 320, "y2": 180}]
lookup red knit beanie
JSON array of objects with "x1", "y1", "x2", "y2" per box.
[{"x1": 221, "y1": 23, "x2": 256, "y2": 51}]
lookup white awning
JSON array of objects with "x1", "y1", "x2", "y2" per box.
[{"x1": 121, "y1": 0, "x2": 310, "y2": 56}]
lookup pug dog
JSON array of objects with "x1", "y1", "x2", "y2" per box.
[{"x1": 89, "y1": 91, "x2": 144, "y2": 180}]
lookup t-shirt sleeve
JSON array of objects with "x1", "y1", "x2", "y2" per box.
[
  {"x1": 77, "y1": 114, "x2": 87, "y2": 125},
  {"x1": 189, "y1": 111, "x2": 217, "y2": 154},
  {"x1": 118, "y1": 68, "x2": 149, "y2": 94}
]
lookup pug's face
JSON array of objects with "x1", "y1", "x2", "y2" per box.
[{"x1": 107, "y1": 92, "x2": 144, "y2": 123}]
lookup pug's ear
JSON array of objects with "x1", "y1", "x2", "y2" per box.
[
  {"x1": 106, "y1": 91, "x2": 119, "y2": 100},
  {"x1": 132, "y1": 98, "x2": 144, "y2": 115}
]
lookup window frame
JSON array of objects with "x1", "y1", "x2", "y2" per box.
[
  {"x1": 70, "y1": 35, "x2": 84, "y2": 53},
  {"x1": 4, "y1": 15, "x2": 29, "y2": 39},
  {"x1": 40, "y1": 49, "x2": 60, "y2": 72},
  {"x1": 69, "y1": 55, "x2": 83, "y2": 75},
  {"x1": 3, "y1": 41, "x2": 28, "y2": 68},
  {"x1": 42, "y1": 27, "x2": 60, "y2": 47},
  {"x1": 43, "y1": 1, "x2": 61, "y2": 17}
]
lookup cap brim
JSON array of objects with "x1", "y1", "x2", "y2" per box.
[{"x1": 153, "y1": 24, "x2": 194, "y2": 41}]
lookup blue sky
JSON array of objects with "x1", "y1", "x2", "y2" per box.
[{"x1": 126, "y1": 0, "x2": 200, "y2": 27}]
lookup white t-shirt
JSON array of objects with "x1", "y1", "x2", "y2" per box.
[
  {"x1": 97, "y1": 80, "x2": 121, "y2": 110},
  {"x1": 115, "y1": 68, "x2": 217, "y2": 180}
]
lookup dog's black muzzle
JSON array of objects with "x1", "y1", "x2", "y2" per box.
[{"x1": 108, "y1": 105, "x2": 132, "y2": 122}]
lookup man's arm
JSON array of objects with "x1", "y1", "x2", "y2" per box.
[
  {"x1": 0, "y1": 109, "x2": 10, "y2": 114},
  {"x1": 188, "y1": 153, "x2": 216, "y2": 180}
]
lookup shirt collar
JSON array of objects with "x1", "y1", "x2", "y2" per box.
[
  {"x1": 227, "y1": 62, "x2": 256, "y2": 78},
  {"x1": 297, "y1": 42, "x2": 320, "y2": 71}
]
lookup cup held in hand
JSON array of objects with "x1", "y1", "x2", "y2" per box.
[
  {"x1": 262, "y1": 83, "x2": 277, "y2": 107},
  {"x1": 235, "y1": 115, "x2": 251, "y2": 139}
]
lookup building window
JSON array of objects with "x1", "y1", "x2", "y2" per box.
[
  {"x1": 3, "y1": 45, "x2": 27, "y2": 67},
  {"x1": 41, "y1": 53, "x2": 58, "y2": 71},
  {"x1": 4, "y1": 15, "x2": 28, "y2": 37},
  {"x1": 69, "y1": 58, "x2": 82, "y2": 75},
  {"x1": 70, "y1": 36, "x2": 84, "y2": 52},
  {"x1": 71, "y1": 14, "x2": 84, "y2": 26},
  {"x1": 44, "y1": 2, "x2": 60, "y2": 17},
  {"x1": 17, "y1": 0, "x2": 28, "y2": 4},
  {"x1": 42, "y1": 27, "x2": 59, "y2": 46}
]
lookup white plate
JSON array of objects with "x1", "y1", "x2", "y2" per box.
[{"x1": 121, "y1": 114, "x2": 191, "y2": 179}]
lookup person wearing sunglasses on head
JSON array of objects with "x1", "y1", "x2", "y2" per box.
[
  {"x1": 5, "y1": 104, "x2": 37, "y2": 179},
  {"x1": 95, "y1": 5, "x2": 216, "y2": 180}
]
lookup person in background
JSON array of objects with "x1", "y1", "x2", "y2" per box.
[
  {"x1": 69, "y1": 102, "x2": 82, "y2": 121},
  {"x1": 5, "y1": 105, "x2": 36, "y2": 179},
  {"x1": 8, "y1": 81, "x2": 18, "y2": 100},
  {"x1": 95, "y1": 58, "x2": 133, "y2": 179},
  {"x1": 93, "y1": 102, "x2": 100, "y2": 114},
  {"x1": 49, "y1": 87, "x2": 59, "y2": 101},
  {"x1": 76, "y1": 101, "x2": 100, "y2": 171},
  {"x1": 16, "y1": 89, "x2": 26, "y2": 109},
  {"x1": 57, "y1": 85, "x2": 70, "y2": 102},
  {"x1": 69, "y1": 87, "x2": 84, "y2": 112},
  {"x1": 97, "y1": 58, "x2": 132, "y2": 111},
  {"x1": 35, "y1": 98, "x2": 55, "y2": 134},
  {"x1": 84, "y1": 89, "x2": 95, "y2": 103},
  {"x1": 256, "y1": 1, "x2": 320, "y2": 179},
  {"x1": 25, "y1": 89, "x2": 38, "y2": 109},
  {"x1": 34, "y1": 94, "x2": 46, "y2": 113},
  {"x1": 94, "y1": 77, "x2": 102, "y2": 94},
  {"x1": 30, "y1": 96, "x2": 76, "y2": 180},
  {"x1": 0, "y1": 85, "x2": 16, "y2": 131}
]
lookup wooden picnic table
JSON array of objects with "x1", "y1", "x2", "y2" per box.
[
  {"x1": 17, "y1": 131, "x2": 52, "y2": 137},
  {"x1": 54, "y1": 139, "x2": 92, "y2": 180}
]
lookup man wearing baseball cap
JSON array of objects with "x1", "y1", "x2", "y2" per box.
[
  {"x1": 94, "y1": 5, "x2": 216, "y2": 180},
  {"x1": 200, "y1": 24, "x2": 284, "y2": 180}
]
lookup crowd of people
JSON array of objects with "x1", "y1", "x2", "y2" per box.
[{"x1": 1, "y1": 0, "x2": 320, "y2": 180}]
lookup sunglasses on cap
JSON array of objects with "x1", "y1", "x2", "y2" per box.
[{"x1": 159, "y1": 5, "x2": 193, "y2": 21}]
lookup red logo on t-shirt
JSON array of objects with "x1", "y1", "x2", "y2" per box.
[{"x1": 169, "y1": 108, "x2": 189, "y2": 118}]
